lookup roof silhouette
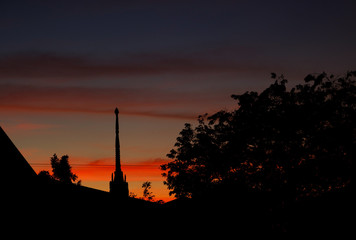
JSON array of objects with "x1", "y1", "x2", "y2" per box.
[{"x1": 0, "y1": 126, "x2": 37, "y2": 185}]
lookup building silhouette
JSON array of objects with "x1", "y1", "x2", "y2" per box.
[
  {"x1": 1, "y1": 118, "x2": 153, "y2": 211},
  {"x1": 0, "y1": 126, "x2": 37, "y2": 192},
  {"x1": 110, "y1": 107, "x2": 129, "y2": 198}
]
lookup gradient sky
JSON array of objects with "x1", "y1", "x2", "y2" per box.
[{"x1": 1, "y1": 0, "x2": 356, "y2": 201}]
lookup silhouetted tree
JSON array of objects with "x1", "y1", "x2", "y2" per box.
[
  {"x1": 142, "y1": 181, "x2": 155, "y2": 201},
  {"x1": 50, "y1": 154, "x2": 78, "y2": 184},
  {"x1": 161, "y1": 71, "x2": 355, "y2": 201}
]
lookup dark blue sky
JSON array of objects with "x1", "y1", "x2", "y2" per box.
[{"x1": 2, "y1": 0, "x2": 356, "y2": 59}]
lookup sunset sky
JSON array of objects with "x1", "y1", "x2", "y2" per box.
[{"x1": 1, "y1": 0, "x2": 355, "y2": 201}]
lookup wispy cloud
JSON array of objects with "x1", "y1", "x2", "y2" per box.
[
  {"x1": 3, "y1": 122, "x2": 59, "y2": 134},
  {"x1": 14, "y1": 123, "x2": 58, "y2": 131},
  {"x1": 0, "y1": 47, "x2": 261, "y2": 119},
  {"x1": 0, "y1": 83, "x2": 235, "y2": 119},
  {"x1": 0, "y1": 49, "x2": 270, "y2": 80}
]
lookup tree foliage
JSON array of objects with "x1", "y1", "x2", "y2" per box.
[
  {"x1": 50, "y1": 153, "x2": 78, "y2": 184},
  {"x1": 142, "y1": 181, "x2": 155, "y2": 201},
  {"x1": 161, "y1": 72, "x2": 355, "y2": 200}
]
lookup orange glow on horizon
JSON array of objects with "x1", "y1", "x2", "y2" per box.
[
  {"x1": 33, "y1": 157, "x2": 169, "y2": 182},
  {"x1": 32, "y1": 157, "x2": 172, "y2": 200},
  {"x1": 70, "y1": 163, "x2": 166, "y2": 182}
]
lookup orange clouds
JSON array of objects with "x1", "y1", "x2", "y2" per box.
[{"x1": 0, "y1": 82, "x2": 236, "y2": 120}]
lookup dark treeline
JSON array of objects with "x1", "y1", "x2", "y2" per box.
[{"x1": 161, "y1": 72, "x2": 355, "y2": 231}]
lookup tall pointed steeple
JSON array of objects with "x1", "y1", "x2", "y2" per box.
[
  {"x1": 114, "y1": 107, "x2": 121, "y2": 175},
  {"x1": 110, "y1": 107, "x2": 129, "y2": 198}
]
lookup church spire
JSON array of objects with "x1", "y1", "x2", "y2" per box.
[
  {"x1": 110, "y1": 107, "x2": 129, "y2": 198},
  {"x1": 115, "y1": 107, "x2": 121, "y2": 173}
]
